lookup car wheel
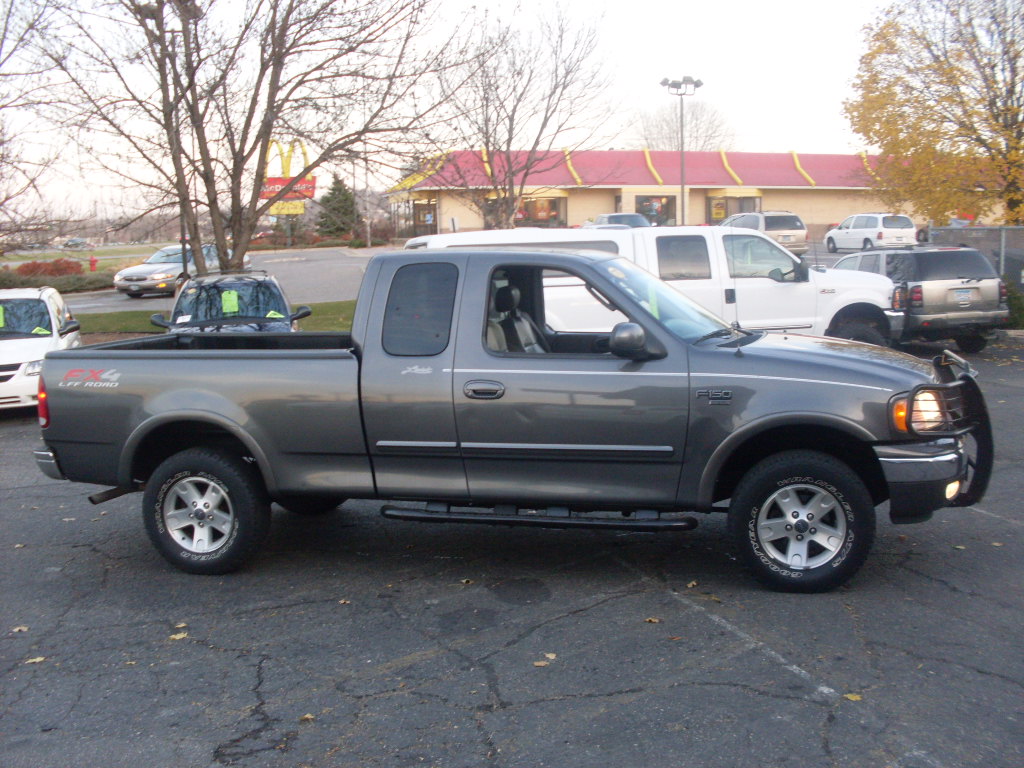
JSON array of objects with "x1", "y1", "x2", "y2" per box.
[
  {"x1": 728, "y1": 450, "x2": 875, "y2": 592},
  {"x1": 143, "y1": 448, "x2": 271, "y2": 574},
  {"x1": 830, "y1": 320, "x2": 886, "y2": 346},
  {"x1": 826, "y1": 237, "x2": 837, "y2": 253},
  {"x1": 127, "y1": 293, "x2": 143, "y2": 299},
  {"x1": 954, "y1": 334, "x2": 988, "y2": 353},
  {"x1": 275, "y1": 495, "x2": 346, "y2": 515},
  {"x1": 862, "y1": 239, "x2": 874, "y2": 250}
]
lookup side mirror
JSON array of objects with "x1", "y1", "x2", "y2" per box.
[
  {"x1": 795, "y1": 258, "x2": 809, "y2": 281},
  {"x1": 58, "y1": 319, "x2": 80, "y2": 336},
  {"x1": 291, "y1": 305, "x2": 312, "y2": 321},
  {"x1": 150, "y1": 313, "x2": 171, "y2": 329},
  {"x1": 609, "y1": 322, "x2": 665, "y2": 361}
]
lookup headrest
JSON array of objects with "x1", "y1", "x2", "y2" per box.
[{"x1": 494, "y1": 285, "x2": 520, "y2": 313}]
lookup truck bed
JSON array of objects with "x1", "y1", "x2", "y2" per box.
[{"x1": 75, "y1": 331, "x2": 355, "y2": 353}]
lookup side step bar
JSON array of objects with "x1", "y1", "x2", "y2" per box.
[{"x1": 381, "y1": 504, "x2": 698, "y2": 532}]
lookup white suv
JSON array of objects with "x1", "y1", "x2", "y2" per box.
[{"x1": 825, "y1": 213, "x2": 916, "y2": 252}]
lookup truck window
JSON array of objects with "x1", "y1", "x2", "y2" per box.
[
  {"x1": 382, "y1": 262, "x2": 458, "y2": 356},
  {"x1": 723, "y1": 234, "x2": 797, "y2": 280},
  {"x1": 656, "y1": 235, "x2": 712, "y2": 280}
]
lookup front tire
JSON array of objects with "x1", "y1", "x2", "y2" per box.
[
  {"x1": 143, "y1": 448, "x2": 270, "y2": 574},
  {"x1": 728, "y1": 450, "x2": 875, "y2": 592},
  {"x1": 826, "y1": 237, "x2": 837, "y2": 253},
  {"x1": 831, "y1": 320, "x2": 886, "y2": 346}
]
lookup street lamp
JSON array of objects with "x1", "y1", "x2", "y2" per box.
[{"x1": 660, "y1": 76, "x2": 703, "y2": 225}]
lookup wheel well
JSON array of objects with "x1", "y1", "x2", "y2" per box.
[
  {"x1": 130, "y1": 421, "x2": 256, "y2": 484},
  {"x1": 712, "y1": 426, "x2": 887, "y2": 506},
  {"x1": 826, "y1": 303, "x2": 889, "y2": 336}
]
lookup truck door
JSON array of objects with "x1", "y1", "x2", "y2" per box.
[
  {"x1": 359, "y1": 257, "x2": 469, "y2": 498},
  {"x1": 722, "y1": 233, "x2": 818, "y2": 332},
  {"x1": 452, "y1": 257, "x2": 688, "y2": 507},
  {"x1": 646, "y1": 232, "x2": 728, "y2": 322}
]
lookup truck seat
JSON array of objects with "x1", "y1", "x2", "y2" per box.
[{"x1": 495, "y1": 285, "x2": 549, "y2": 354}]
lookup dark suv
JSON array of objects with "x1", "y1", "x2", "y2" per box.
[{"x1": 833, "y1": 246, "x2": 1008, "y2": 352}]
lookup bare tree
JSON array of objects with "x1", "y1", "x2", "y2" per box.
[
  {"x1": 428, "y1": 8, "x2": 609, "y2": 229},
  {"x1": 38, "y1": 0, "x2": 464, "y2": 269},
  {"x1": 636, "y1": 101, "x2": 734, "y2": 152},
  {"x1": 0, "y1": 0, "x2": 63, "y2": 242}
]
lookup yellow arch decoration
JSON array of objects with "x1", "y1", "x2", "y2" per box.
[
  {"x1": 719, "y1": 150, "x2": 743, "y2": 185},
  {"x1": 791, "y1": 151, "x2": 816, "y2": 186},
  {"x1": 859, "y1": 151, "x2": 882, "y2": 183},
  {"x1": 563, "y1": 148, "x2": 583, "y2": 186},
  {"x1": 266, "y1": 138, "x2": 311, "y2": 179},
  {"x1": 480, "y1": 147, "x2": 493, "y2": 182},
  {"x1": 642, "y1": 148, "x2": 664, "y2": 185}
]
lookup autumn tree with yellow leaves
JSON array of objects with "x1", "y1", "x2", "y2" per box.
[{"x1": 845, "y1": 0, "x2": 1024, "y2": 225}]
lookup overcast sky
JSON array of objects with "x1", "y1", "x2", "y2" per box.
[{"x1": 449, "y1": 0, "x2": 888, "y2": 155}]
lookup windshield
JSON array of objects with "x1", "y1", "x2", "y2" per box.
[
  {"x1": 147, "y1": 247, "x2": 194, "y2": 264},
  {"x1": 172, "y1": 279, "x2": 289, "y2": 324},
  {"x1": 594, "y1": 258, "x2": 728, "y2": 342},
  {"x1": 0, "y1": 298, "x2": 52, "y2": 337}
]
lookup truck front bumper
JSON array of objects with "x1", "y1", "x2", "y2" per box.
[{"x1": 875, "y1": 439, "x2": 967, "y2": 523}]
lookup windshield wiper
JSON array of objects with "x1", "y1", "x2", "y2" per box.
[{"x1": 694, "y1": 328, "x2": 735, "y2": 344}]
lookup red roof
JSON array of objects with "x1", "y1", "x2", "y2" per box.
[{"x1": 401, "y1": 150, "x2": 875, "y2": 191}]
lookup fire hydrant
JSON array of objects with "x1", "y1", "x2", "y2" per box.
[{"x1": 89, "y1": 254, "x2": 97, "y2": 272}]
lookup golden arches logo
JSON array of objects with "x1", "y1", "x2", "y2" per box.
[
  {"x1": 260, "y1": 138, "x2": 316, "y2": 202},
  {"x1": 266, "y1": 138, "x2": 311, "y2": 179}
]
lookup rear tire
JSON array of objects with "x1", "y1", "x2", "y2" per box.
[
  {"x1": 826, "y1": 237, "x2": 837, "y2": 253},
  {"x1": 954, "y1": 334, "x2": 987, "y2": 353},
  {"x1": 728, "y1": 450, "x2": 875, "y2": 592},
  {"x1": 143, "y1": 448, "x2": 270, "y2": 574},
  {"x1": 830, "y1": 320, "x2": 886, "y2": 346},
  {"x1": 862, "y1": 239, "x2": 874, "y2": 250}
]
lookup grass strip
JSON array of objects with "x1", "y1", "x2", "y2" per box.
[{"x1": 78, "y1": 299, "x2": 358, "y2": 333}]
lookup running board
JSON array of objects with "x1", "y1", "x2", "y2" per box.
[{"x1": 381, "y1": 504, "x2": 698, "y2": 532}]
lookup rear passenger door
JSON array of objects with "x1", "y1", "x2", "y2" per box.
[{"x1": 359, "y1": 257, "x2": 468, "y2": 498}]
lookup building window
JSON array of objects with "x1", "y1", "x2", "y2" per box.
[
  {"x1": 515, "y1": 197, "x2": 565, "y2": 227},
  {"x1": 636, "y1": 195, "x2": 675, "y2": 226}
]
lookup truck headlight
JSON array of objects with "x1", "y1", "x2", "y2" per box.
[
  {"x1": 24, "y1": 360, "x2": 43, "y2": 376},
  {"x1": 891, "y1": 389, "x2": 949, "y2": 433}
]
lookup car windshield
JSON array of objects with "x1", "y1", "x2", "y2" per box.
[
  {"x1": 765, "y1": 215, "x2": 805, "y2": 231},
  {"x1": 594, "y1": 258, "x2": 727, "y2": 342},
  {"x1": 172, "y1": 279, "x2": 289, "y2": 324},
  {"x1": 0, "y1": 298, "x2": 52, "y2": 337},
  {"x1": 146, "y1": 247, "x2": 194, "y2": 264},
  {"x1": 883, "y1": 216, "x2": 914, "y2": 229}
]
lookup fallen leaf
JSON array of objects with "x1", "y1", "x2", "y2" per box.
[
  {"x1": 953, "y1": 545, "x2": 966, "y2": 550},
  {"x1": 299, "y1": 713, "x2": 316, "y2": 723},
  {"x1": 992, "y1": 542, "x2": 1004, "y2": 547},
  {"x1": 24, "y1": 657, "x2": 46, "y2": 665},
  {"x1": 61, "y1": 518, "x2": 76, "y2": 522},
  {"x1": 460, "y1": 579, "x2": 474, "y2": 585},
  {"x1": 168, "y1": 632, "x2": 188, "y2": 641},
  {"x1": 12, "y1": 626, "x2": 28, "y2": 633},
  {"x1": 843, "y1": 693, "x2": 863, "y2": 701},
  {"x1": 668, "y1": 636, "x2": 682, "y2": 641},
  {"x1": 125, "y1": 661, "x2": 137, "y2": 666},
  {"x1": 533, "y1": 661, "x2": 549, "y2": 667},
  {"x1": 686, "y1": 580, "x2": 698, "y2": 589},
  {"x1": 645, "y1": 617, "x2": 662, "y2": 624},
  {"x1": 338, "y1": 599, "x2": 351, "y2": 605},
  {"x1": 544, "y1": 653, "x2": 557, "y2": 660},
  {"x1": 175, "y1": 622, "x2": 188, "y2": 629},
  {"x1": 14, "y1": 544, "x2": 24, "y2": 549}
]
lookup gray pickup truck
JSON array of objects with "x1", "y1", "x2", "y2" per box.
[{"x1": 34, "y1": 249, "x2": 993, "y2": 592}]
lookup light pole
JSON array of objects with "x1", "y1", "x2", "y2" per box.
[{"x1": 660, "y1": 76, "x2": 703, "y2": 225}]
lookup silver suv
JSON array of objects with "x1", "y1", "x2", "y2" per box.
[
  {"x1": 832, "y1": 246, "x2": 1008, "y2": 352},
  {"x1": 719, "y1": 211, "x2": 808, "y2": 255}
]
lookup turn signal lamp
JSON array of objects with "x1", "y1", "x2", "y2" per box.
[{"x1": 38, "y1": 376, "x2": 49, "y2": 428}]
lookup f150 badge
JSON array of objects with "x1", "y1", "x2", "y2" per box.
[{"x1": 696, "y1": 388, "x2": 732, "y2": 404}]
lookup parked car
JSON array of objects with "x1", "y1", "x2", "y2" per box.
[
  {"x1": 113, "y1": 244, "x2": 245, "y2": 297},
  {"x1": 832, "y1": 245, "x2": 1008, "y2": 352},
  {"x1": 583, "y1": 213, "x2": 652, "y2": 228},
  {"x1": 825, "y1": 213, "x2": 916, "y2": 252},
  {"x1": 719, "y1": 211, "x2": 809, "y2": 255},
  {"x1": 0, "y1": 287, "x2": 80, "y2": 410},
  {"x1": 61, "y1": 237, "x2": 90, "y2": 250},
  {"x1": 150, "y1": 272, "x2": 311, "y2": 333}
]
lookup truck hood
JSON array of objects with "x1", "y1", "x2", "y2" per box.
[
  {"x1": 118, "y1": 262, "x2": 190, "y2": 278},
  {"x1": 0, "y1": 335, "x2": 58, "y2": 364},
  {"x1": 813, "y1": 265, "x2": 893, "y2": 293},
  {"x1": 707, "y1": 331, "x2": 936, "y2": 391}
]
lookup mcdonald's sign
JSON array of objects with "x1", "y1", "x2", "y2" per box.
[{"x1": 260, "y1": 138, "x2": 317, "y2": 212}]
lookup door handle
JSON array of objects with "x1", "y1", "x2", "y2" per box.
[{"x1": 464, "y1": 380, "x2": 505, "y2": 400}]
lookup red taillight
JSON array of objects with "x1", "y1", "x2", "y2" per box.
[
  {"x1": 910, "y1": 285, "x2": 924, "y2": 308},
  {"x1": 877, "y1": 231, "x2": 884, "y2": 241},
  {"x1": 38, "y1": 376, "x2": 49, "y2": 428},
  {"x1": 1000, "y1": 281, "x2": 1008, "y2": 304}
]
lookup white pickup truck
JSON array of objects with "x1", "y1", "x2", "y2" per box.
[{"x1": 406, "y1": 225, "x2": 904, "y2": 345}]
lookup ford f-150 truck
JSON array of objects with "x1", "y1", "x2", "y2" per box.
[
  {"x1": 33, "y1": 249, "x2": 992, "y2": 592},
  {"x1": 406, "y1": 225, "x2": 905, "y2": 345}
]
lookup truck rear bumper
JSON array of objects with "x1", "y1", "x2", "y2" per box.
[
  {"x1": 34, "y1": 447, "x2": 65, "y2": 480},
  {"x1": 875, "y1": 439, "x2": 965, "y2": 523}
]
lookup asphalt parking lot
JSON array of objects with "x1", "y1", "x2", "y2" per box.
[{"x1": 1, "y1": 337, "x2": 1022, "y2": 768}]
